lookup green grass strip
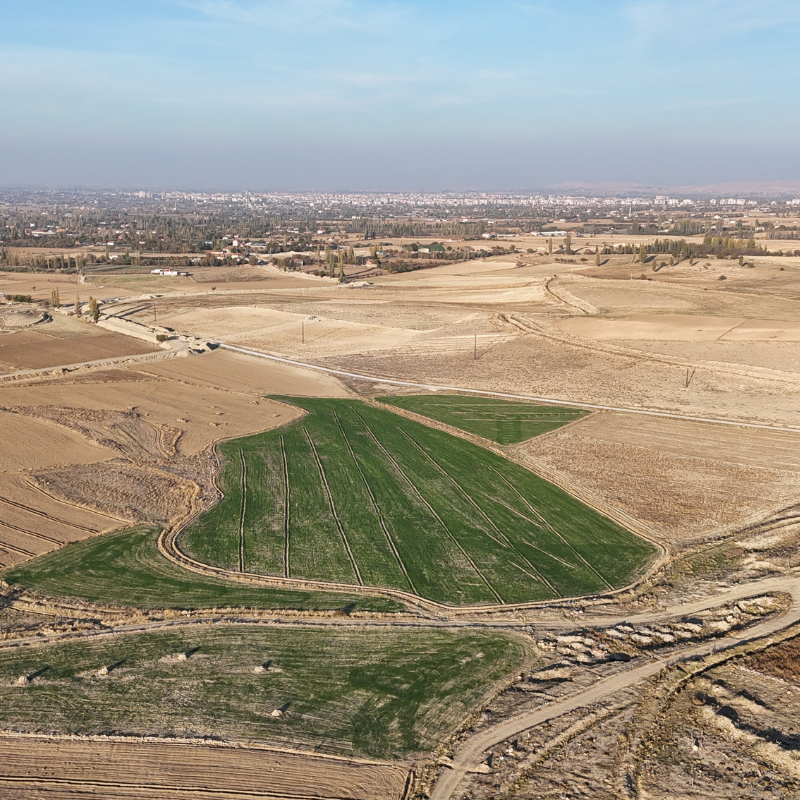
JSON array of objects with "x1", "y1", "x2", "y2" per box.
[
  {"x1": 380, "y1": 394, "x2": 588, "y2": 444},
  {"x1": 3, "y1": 527, "x2": 405, "y2": 613}
]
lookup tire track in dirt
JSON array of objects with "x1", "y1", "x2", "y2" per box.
[
  {"x1": 0, "y1": 496, "x2": 98, "y2": 534},
  {"x1": 0, "y1": 519, "x2": 65, "y2": 546}
]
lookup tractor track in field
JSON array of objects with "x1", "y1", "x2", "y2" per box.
[
  {"x1": 280, "y1": 435, "x2": 290, "y2": 578},
  {"x1": 351, "y1": 409, "x2": 505, "y2": 605},
  {"x1": 0, "y1": 520, "x2": 65, "y2": 547},
  {"x1": 0, "y1": 496, "x2": 97, "y2": 534},
  {"x1": 238, "y1": 448, "x2": 246, "y2": 573},
  {"x1": 395, "y1": 427, "x2": 559, "y2": 598},
  {"x1": 488, "y1": 466, "x2": 615, "y2": 591},
  {"x1": 304, "y1": 428, "x2": 363, "y2": 586},
  {"x1": 333, "y1": 409, "x2": 417, "y2": 595}
]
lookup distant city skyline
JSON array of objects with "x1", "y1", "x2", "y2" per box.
[{"x1": 2, "y1": 0, "x2": 800, "y2": 190}]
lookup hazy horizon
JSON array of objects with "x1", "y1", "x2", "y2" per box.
[{"x1": 3, "y1": 0, "x2": 800, "y2": 191}]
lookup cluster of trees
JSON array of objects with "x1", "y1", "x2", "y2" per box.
[{"x1": 601, "y1": 236, "x2": 767, "y2": 262}]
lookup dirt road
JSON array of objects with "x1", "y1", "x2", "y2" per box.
[
  {"x1": 220, "y1": 344, "x2": 800, "y2": 435},
  {"x1": 429, "y1": 572, "x2": 800, "y2": 800}
]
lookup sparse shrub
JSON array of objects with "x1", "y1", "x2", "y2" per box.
[{"x1": 156, "y1": 334, "x2": 170, "y2": 342}]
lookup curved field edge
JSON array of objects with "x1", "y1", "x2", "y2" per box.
[
  {"x1": 2, "y1": 526, "x2": 405, "y2": 613},
  {"x1": 0, "y1": 624, "x2": 531, "y2": 760},
  {"x1": 179, "y1": 397, "x2": 659, "y2": 607},
  {"x1": 378, "y1": 394, "x2": 589, "y2": 444}
]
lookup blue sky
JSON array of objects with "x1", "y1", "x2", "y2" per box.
[{"x1": 1, "y1": 0, "x2": 799, "y2": 190}]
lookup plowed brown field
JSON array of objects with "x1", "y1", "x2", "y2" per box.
[
  {"x1": 0, "y1": 737, "x2": 410, "y2": 800},
  {"x1": 516, "y1": 413, "x2": 800, "y2": 543},
  {"x1": 0, "y1": 328, "x2": 156, "y2": 371}
]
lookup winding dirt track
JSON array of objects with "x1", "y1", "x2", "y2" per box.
[
  {"x1": 429, "y1": 571, "x2": 800, "y2": 800},
  {"x1": 7, "y1": 339, "x2": 800, "y2": 797}
]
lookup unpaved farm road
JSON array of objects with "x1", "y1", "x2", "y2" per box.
[
  {"x1": 429, "y1": 572, "x2": 800, "y2": 800},
  {"x1": 220, "y1": 344, "x2": 800, "y2": 434}
]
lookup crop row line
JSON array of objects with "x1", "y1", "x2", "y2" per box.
[
  {"x1": 281, "y1": 435, "x2": 290, "y2": 579},
  {"x1": 489, "y1": 466, "x2": 613, "y2": 591},
  {"x1": 238, "y1": 449, "x2": 247, "y2": 573},
  {"x1": 333, "y1": 409, "x2": 416, "y2": 595},
  {"x1": 304, "y1": 428, "x2": 363, "y2": 586},
  {"x1": 396, "y1": 427, "x2": 558, "y2": 597},
  {"x1": 352, "y1": 410, "x2": 504, "y2": 605}
]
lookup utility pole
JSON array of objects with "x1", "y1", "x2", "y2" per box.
[
  {"x1": 153, "y1": 301, "x2": 157, "y2": 325},
  {"x1": 301, "y1": 320, "x2": 304, "y2": 343},
  {"x1": 474, "y1": 334, "x2": 477, "y2": 360}
]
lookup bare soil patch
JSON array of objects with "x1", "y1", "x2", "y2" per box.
[
  {"x1": 0, "y1": 410, "x2": 113, "y2": 471},
  {"x1": 516, "y1": 415, "x2": 800, "y2": 543},
  {"x1": 0, "y1": 737, "x2": 410, "y2": 800},
  {"x1": 0, "y1": 328, "x2": 156, "y2": 371},
  {"x1": 559, "y1": 314, "x2": 800, "y2": 342},
  {"x1": 134, "y1": 349, "x2": 349, "y2": 397}
]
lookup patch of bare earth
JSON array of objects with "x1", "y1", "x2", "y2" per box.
[
  {"x1": 513, "y1": 413, "x2": 800, "y2": 544},
  {"x1": 0, "y1": 737, "x2": 411, "y2": 800}
]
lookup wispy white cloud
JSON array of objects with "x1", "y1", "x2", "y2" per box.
[{"x1": 623, "y1": 0, "x2": 800, "y2": 46}]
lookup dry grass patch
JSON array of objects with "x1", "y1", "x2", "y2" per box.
[
  {"x1": 516, "y1": 414, "x2": 800, "y2": 543},
  {"x1": 0, "y1": 379, "x2": 302, "y2": 456}
]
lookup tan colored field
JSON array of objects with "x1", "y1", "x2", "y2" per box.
[
  {"x1": 0, "y1": 410, "x2": 112, "y2": 470},
  {"x1": 0, "y1": 316, "x2": 157, "y2": 373},
  {"x1": 0, "y1": 373, "x2": 301, "y2": 457},
  {"x1": 515, "y1": 413, "x2": 800, "y2": 543},
  {"x1": 0, "y1": 737, "x2": 410, "y2": 800},
  {"x1": 0, "y1": 361, "x2": 304, "y2": 568},
  {"x1": 559, "y1": 313, "x2": 800, "y2": 342},
  {"x1": 0, "y1": 473, "x2": 122, "y2": 569},
  {"x1": 135, "y1": 348, "x2": 349, "y2": 397}
]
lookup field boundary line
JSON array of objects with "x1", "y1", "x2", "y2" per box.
[
  {"x1": 281, "y1": 435, "x2": 290, "y2": 578},
  {"x1": 238, "y1": 448, "x2": 246, "y2": 573},
  {"x1": 0, "y1": 728, "x2": 408, "y2": 766},
  {"x1": 304, "y1": 428, "x2": 363, "y2": 586},
  {"x1": 0, "y1": 775, "x2": 398, "y2": 800},
  {"x1": 351, "y1": 409, "x2": 504, "y2": 604},
  {"x1": 219, "y1": 344, "x2": 800, "y2": 434},
  {"x1": 395, "y1": 426, "x2": 560, "y2": 597},
  {"x1": 333, "y1": 409, "x2": 416, "y2": 594}
]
